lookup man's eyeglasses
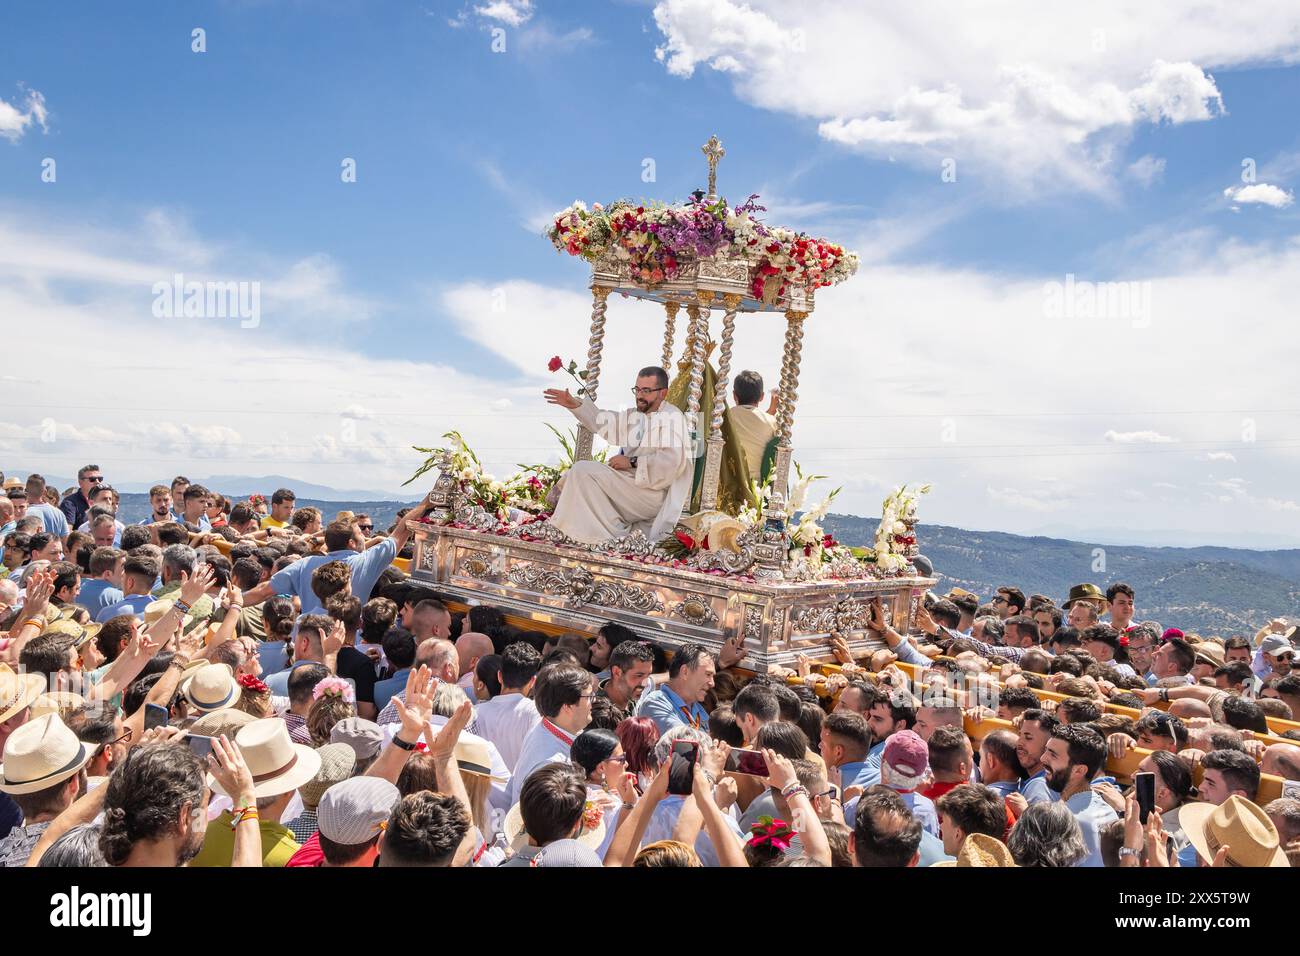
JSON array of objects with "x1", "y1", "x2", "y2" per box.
[
  {"x1": 630, "y1": 386, "x2": 667, "y2": 396},
  {"x1": 991, "y1": 596, "x2": 1008, "y2": 605},
  {"x1": 86, "y1": 476, "x2": 104, "y2": 483}
]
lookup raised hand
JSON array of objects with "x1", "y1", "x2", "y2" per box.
[
  {"x1": 179, "y1": 563, "x2": 215, "y2": 605},
  {"x1": 543, "y1": 388, "x2": 581, "y2": 409},
  {"x1": 208, "y1": 734, "x2": 255, "y2": 802},
  {"x1": 761, "y1": 748, "x2": 797, "y2": 792},
  {"x1": 391, "y1": 665, "x2": 436, "y2": 741},
  {"x1": 426, "y1": 700, "x2": 473, "y2": 760}
]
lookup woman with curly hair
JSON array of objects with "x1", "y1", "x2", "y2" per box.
[
  {"x1": 306, "y1": 678, "x2": 357, "y2": 746},
  {"x1": 234, "y1": 673, "x2": 273, "y2": 719},
  {"x1": 1007, "y1": 801, "x2": 1087, "y2": 867}
]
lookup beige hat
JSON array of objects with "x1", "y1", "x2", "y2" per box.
[
  {"x1": 142, "y1": 599, "x2": 194, "y2": 632},
  {"x1": 41, "y1": 618, "x2": 101, "y2": 649},
  {"x1": 1180, "y1": 795, "x2": 1288, "y2": 867},
  {"x1": 2, "y1": 477, "x2": 22, "y2": 491},
  {"x1": 454, "y1": 732, "x2": 508, "y2": 782},
  {"x1": 953, "y1": 833, "x2": 1016, "y2": 867},
  {"x1": 214, "y1": 717, "x2": 321, "y2": 799},
  {"x1": 299, "y1": 743, "x2": 357, "y2": 807},
  {"x1": 0, "y1": 713, "x2": 92, "y2": 795},
  {"x1": 30, "y1": 691, "x2": 86, "y2": 721},
  {"x1": 0, "y1": 662, "x2": 48, "y2": 725},
  {"x1": 1193, "y1": 641, "x2": 1225, "y2": 669},
  {"x1": 503, "y1": 794, "x2": 606, "y2": 853},
  {"x1": 180, "y1": 663, "x2": 239, "y2": 714},
  {"x1": 189, "y1": 707, "x2": 257, "y2": 740}
]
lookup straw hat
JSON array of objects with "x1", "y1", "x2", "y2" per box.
[
  {"x1": 299, "y1": 743, "x2": 357, "y2": 807},
  {"x1": 1193, "y1": 641, "x2": 1225, "y2": 669},
  {"x1": 455, "y1": 732, "x2": 510, "y2": 782},
  {"x1": 188, "y1": 707, "x2": 257, "y2": 740},
  {"x1": 30, "y1": 691, "x2": 86, "y2": 721},
  {"x1": 503, "y1": 796, "x2": 606, "y2": 853},
  {"x1": 0, "y1": 662, "x2": 48, "y2": 725},
  {"x1": 214, "y1": 717, "x2": 321, "y2": 799},
  {"x1": 953, "y1": 833, "x2": 1016, "y2": 867},
  {"x1": 142, "y1": 599, "x2": 194, "y2": 632},
  {"x1": 179, "y1": 663, "x2": 239, "y2": 714},
  {"x1": 0, "y1": 713, "x2": 92, "y2": 795},
  {"x1": 41, "y1": 618, "x2": 101, "y2": 650},
  {"x1": 1180, "y1": 795, "x2": 1288, "y2": 867}
]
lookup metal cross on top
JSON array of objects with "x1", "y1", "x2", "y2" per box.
[{"x1": 702, "y1": 135, "x2": 725, "y2": 201}]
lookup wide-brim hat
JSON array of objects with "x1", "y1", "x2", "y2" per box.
[
  {"x1": 299, "y1": 743, "x2": 357, "y2": 807},
  {"x1": 30, "y1": 691, "x2": 86, "y2": 721},
  {"x1": 1193, "y1": 641, "x2": 1225, "y2": 668},
  {"x1": 142, "y1": 599, "x2": 194, "y2": 632},
  {"x1": 455, "y1": 731, "x2": 510, "y2": 782},
  {"x1": 1063, "y1": 583, "x2": 1106, "y2": 609},
  {"x1": 503, "y1": 796, "x2": 606, "y2": 853},
  {"x1": 179, "y1": 663, "x2": 239, "y2": 714},
  {"x1": 188, "y1": 706, "x2": 257, "y2": 740},
  {"x1": 0, "y1": 663, "x2": 48, "y2": 725},
  {"x1": 1180, "y1": 796, "x2": 1288, "y2": 868},
  {"x1": 210, "y1": 717, "x2": 321, "y2": 799},
  {"x1": 41, "y1": 618, "x2": 101, "y2": 650},
  {"x1": 0, "y1": 712, "x2": 92, "y2": 795},
  {"x1": 954, "y1": 833, "x2": 1016, "y2": 867}
]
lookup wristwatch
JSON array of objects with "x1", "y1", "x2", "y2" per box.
[
  {"x1": 629, "y1": 456, "x2": 639, "y2": 469},
  {"x1": 1119, "y1": 846, "x2": 1142, "y2": 861},
  {"x1": 392, "y1": 734, "x2": 419, "y2": 751}
]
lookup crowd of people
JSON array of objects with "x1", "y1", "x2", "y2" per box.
[{"x1": 0, "y1": 464, "x2": 1297, "y2": 868}]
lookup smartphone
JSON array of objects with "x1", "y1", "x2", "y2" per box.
[
  {"x1": 1134, "y1": 771, "x2": 1156, "y2": 824},
  {"x1": 187, "y1": 734, "x2": 215, "y2": 760},
  {"x1": 144, "y1": 703, "x2": 169, "y2": 731},
  {"x1": 724, "y1": 747, "x2": 770, "y2": 778},
  {"x1": 667, "y1": 740, "x2": 699, "y2": 796}
]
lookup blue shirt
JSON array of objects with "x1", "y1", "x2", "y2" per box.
[
  {"x1": 373, "y1": 668, "x2": 411, "y2": 715},
  {"x1": 634, "y1": 683, "x2": 709, "y2": 735},
  {"x1": 899, "y1": 790, "x2": 940, "y2": 838},
  {"x1": 26, "y1": 503, "x2": 68, "y2": 538},
  {"x1": 852, "y1": 739, "x2": 887, "y2": 791},
  {"x1": 268, "y1": 539, "x2": 398, "y2": 614},
  {"x1": 1065, "y1": 787, "x2": 1118, "y2": 867},
  {"x1": 76, "y1": 580, "x2": 124, "y2": 616},
  {"x1": 1019, "y1": 769, "x2": 1057, "y2": 805},
  {"x1": 264, "y1": 659, "x2": 320, "y2": 698},
  {"x1": 258, "y1": 640, "x2": 290, "y2": 676},
  {"x1": 95, "y1": 593, "x2": 155, "y2": 623},
  {"x1": 985, "y1": 779, "x2": 1020, "y2": 799}
]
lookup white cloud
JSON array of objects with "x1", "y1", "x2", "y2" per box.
[
  {"x1": 1223, "y1": 183, "x2": 1295, "y2": 208},
  {"x1": 1127, "y1": 154, "x2": 1167, "y2": 187},
  {"x1": 648, "y1": 0, "x2": 1300, "y2": 192},
  {"x1": 1104, "y1": 430, "x2": 1178, "y2": 444},
  {"x1": 517, "y1": 24, "x2": 594, "y2": 53},
  {"x1": 0, "y1": 86, "x2": 48, "y2": 142},
  {"x1": 475, "y1": 1, "x2": 533, "y2": 27},
  {"x1": 1202, "y1": 451, "x2": 1237, "y2": 462},
  {"x1": 986, "y1": 485, "x2": 1073, "y2": 513}
]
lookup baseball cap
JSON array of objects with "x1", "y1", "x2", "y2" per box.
[
  {"x1": 1261, "y1": 635, "x2": 1294, "y2": 658},
  {"x1": 881, "y1": 729, "x2": 928, "y2": 791},
  {"x1": 317, "y1": 776, "x2": 399, "y2": 845},
  {"x1": 330, "y1": 717, "x2": 384, "y2": 761}
]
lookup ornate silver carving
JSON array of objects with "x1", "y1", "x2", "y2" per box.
[
  {"x1": 687, "y1": 544, "x2": 757, "y2": 575},
  {"x1": 661, "y1": 301, "x2": 678, "y2": 371},
  {"x1": 424, "y1": 449, "x2": 459, "y2": 522},
  {"x1": 505, "y1": 564, "x2": 664, "y2": 614},
  {"x1": 752, "y1": 492, "x2": 789, "y2": 581},
  {"x1": 672, "y1": 593, "x2": 719, "y2": 625},
  {"x1": 701, "y1": 134, "x2": 725, "y2": 201},
  {"x1": 420, "y1": 542, "x2": 438, "y2": 574},
  {"x1": 744, "y1": 603, "x2": 764, "y2": 640},
  {"x1": 457, "y1": 552, "x2": 496, "y2": 580},
  {"x1": 771, "y1": 310, "x2": 807, "y2": 499},
  {"x1": 791, "y1": 598, "x2": 872, "y2": 635}
]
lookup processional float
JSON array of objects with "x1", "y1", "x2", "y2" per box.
[{"x1": 406, "y1": 137, "x2": 935, "y2": 666}]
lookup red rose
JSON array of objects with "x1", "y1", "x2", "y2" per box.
[{"x1": 548, "y1": 356, "x2": 563, "y2": 372}]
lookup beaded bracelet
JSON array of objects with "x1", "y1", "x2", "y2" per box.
[
  {"x1": 781, "y1": 783, "x2": 810, "y2": 801},
  {"x1": 173, "y1": 599, "x2": 193, "y2": 614}
]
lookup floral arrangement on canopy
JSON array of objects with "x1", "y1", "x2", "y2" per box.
[
  {"x1": 874, "y1": 484, "x2": 933, "y2": 573},
  {"x1": 546, "y1": 194, "x2": 859, "y2": 304}
]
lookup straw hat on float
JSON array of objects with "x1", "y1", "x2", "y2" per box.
[
  {"x1": 209, "y1": 717, "x2": 321, "y2": 800},
  {"x1": 0, "y1": 713, "x2": 93, "y2": 795},
  {"x1": 677, "y1": 511, "x2": 745, "y2": 553}
]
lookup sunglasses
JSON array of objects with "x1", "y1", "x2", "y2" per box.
[{"x1": 357, "y1": 524, "x2": 373, "y2": 531}]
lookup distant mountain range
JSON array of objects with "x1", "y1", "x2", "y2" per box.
[{"x1": 824, "y1": 516, "x2": 1300, "y2": 635}]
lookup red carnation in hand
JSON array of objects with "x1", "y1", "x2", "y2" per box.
[{"x1": 548, "y1": 355, "x2": 563, "y2": 373}]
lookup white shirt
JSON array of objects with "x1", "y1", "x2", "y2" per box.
[
  {"x1": 509, "y1": 719, "x2": 574, "y2": 805},
  {"x1": 641, "y1": 795, "x2": 745, "y2": 867},
  {"x1": 474, "y1": 692, "x2": 540, "y2": 772}
]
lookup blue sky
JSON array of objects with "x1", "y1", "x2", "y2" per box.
[{"x1": 4, "y1": 1, "x2": 1300, "y2": 547}]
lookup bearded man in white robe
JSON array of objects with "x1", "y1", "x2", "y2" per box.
[{"x1": 543, "y1": 365, "x2": 694, "y2": 545}]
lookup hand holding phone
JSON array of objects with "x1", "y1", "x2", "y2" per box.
[
  {"x1": 144, "y1": 703, "x2": 169, "y2": 731},
  {"x1": 667, "y1": 739, "x2": 699, "y2": 796},
  {"x1": 187, "y1": 734, "x2": 215, "y2": 760},
  {"x1": 1134, "y1": 771, "x2": 1156, "y2": 824},
  {"x1": 724, "y1": 747, "x2": 770, "y2": 778}
]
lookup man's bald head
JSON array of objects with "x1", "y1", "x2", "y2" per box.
[
  {"x1": 1261, "y1": 743, "x2": 1300, "y2": 781},
  {"x1": 455, "y1": 631, "x2": 494, "y2": 672},
  {"x1": 417, "y1": 638, "x2": 459, "y2": 682}
]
